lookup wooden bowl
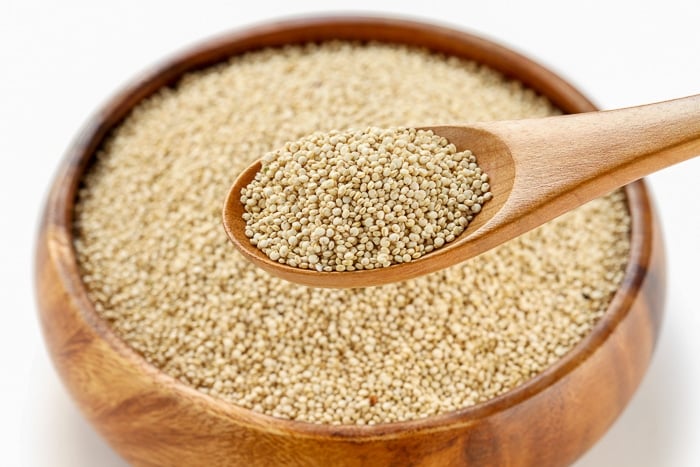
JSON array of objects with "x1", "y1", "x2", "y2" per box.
[{"x1": 35, "y1": 17, "x2": 666, "y2": 467}]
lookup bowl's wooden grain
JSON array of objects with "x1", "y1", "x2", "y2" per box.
[{"x1": 35, "y1": 17, "x2": 666, "y2": 467}]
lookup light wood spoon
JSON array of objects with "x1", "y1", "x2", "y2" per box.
[{"x1": 223, "y1": 94, "x2": 700, "y2": 288}]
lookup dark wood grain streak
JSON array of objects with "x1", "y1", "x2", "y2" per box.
[{"x1": 35, "y1": 16, "x2": 666, "y2": 467}]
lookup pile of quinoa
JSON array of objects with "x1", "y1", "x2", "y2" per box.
[
  {"x1": 241, "y1": 127, "x2": 491, "y2": 271},
  {"x1": 74, "y1": 42, "x2": 631, "y2": 425}
]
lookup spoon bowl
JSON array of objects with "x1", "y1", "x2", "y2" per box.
[
  {"x1": 222, "y1": 126, "x2": 516, "y2": 287},
  {"x1": 224, "y1": 95, "x2": 699, "y2": 288}
]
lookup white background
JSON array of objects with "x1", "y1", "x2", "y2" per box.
[{"x1": 2, "y1": 1, "x2": 699, "y2": 465}]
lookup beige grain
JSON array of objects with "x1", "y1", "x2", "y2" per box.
[{"x1": 74, "y1": 42, "x2": 630, "y2": 425}]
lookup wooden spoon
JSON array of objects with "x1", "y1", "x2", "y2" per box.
[{"x1": 223, "y1": 94, "x2": 700, "y2": 288}]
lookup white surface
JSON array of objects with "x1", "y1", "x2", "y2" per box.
[{"x1": 1, "y1": 1, "x2": 699, "y2": 465}]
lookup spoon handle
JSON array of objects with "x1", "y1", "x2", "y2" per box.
[{"x1": 478, "y1": 94, "x2": 700, "y2": 238}]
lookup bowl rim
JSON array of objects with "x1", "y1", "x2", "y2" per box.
[{"x1": 44, "y1": 15, "x2": 655, "y2": 440}]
